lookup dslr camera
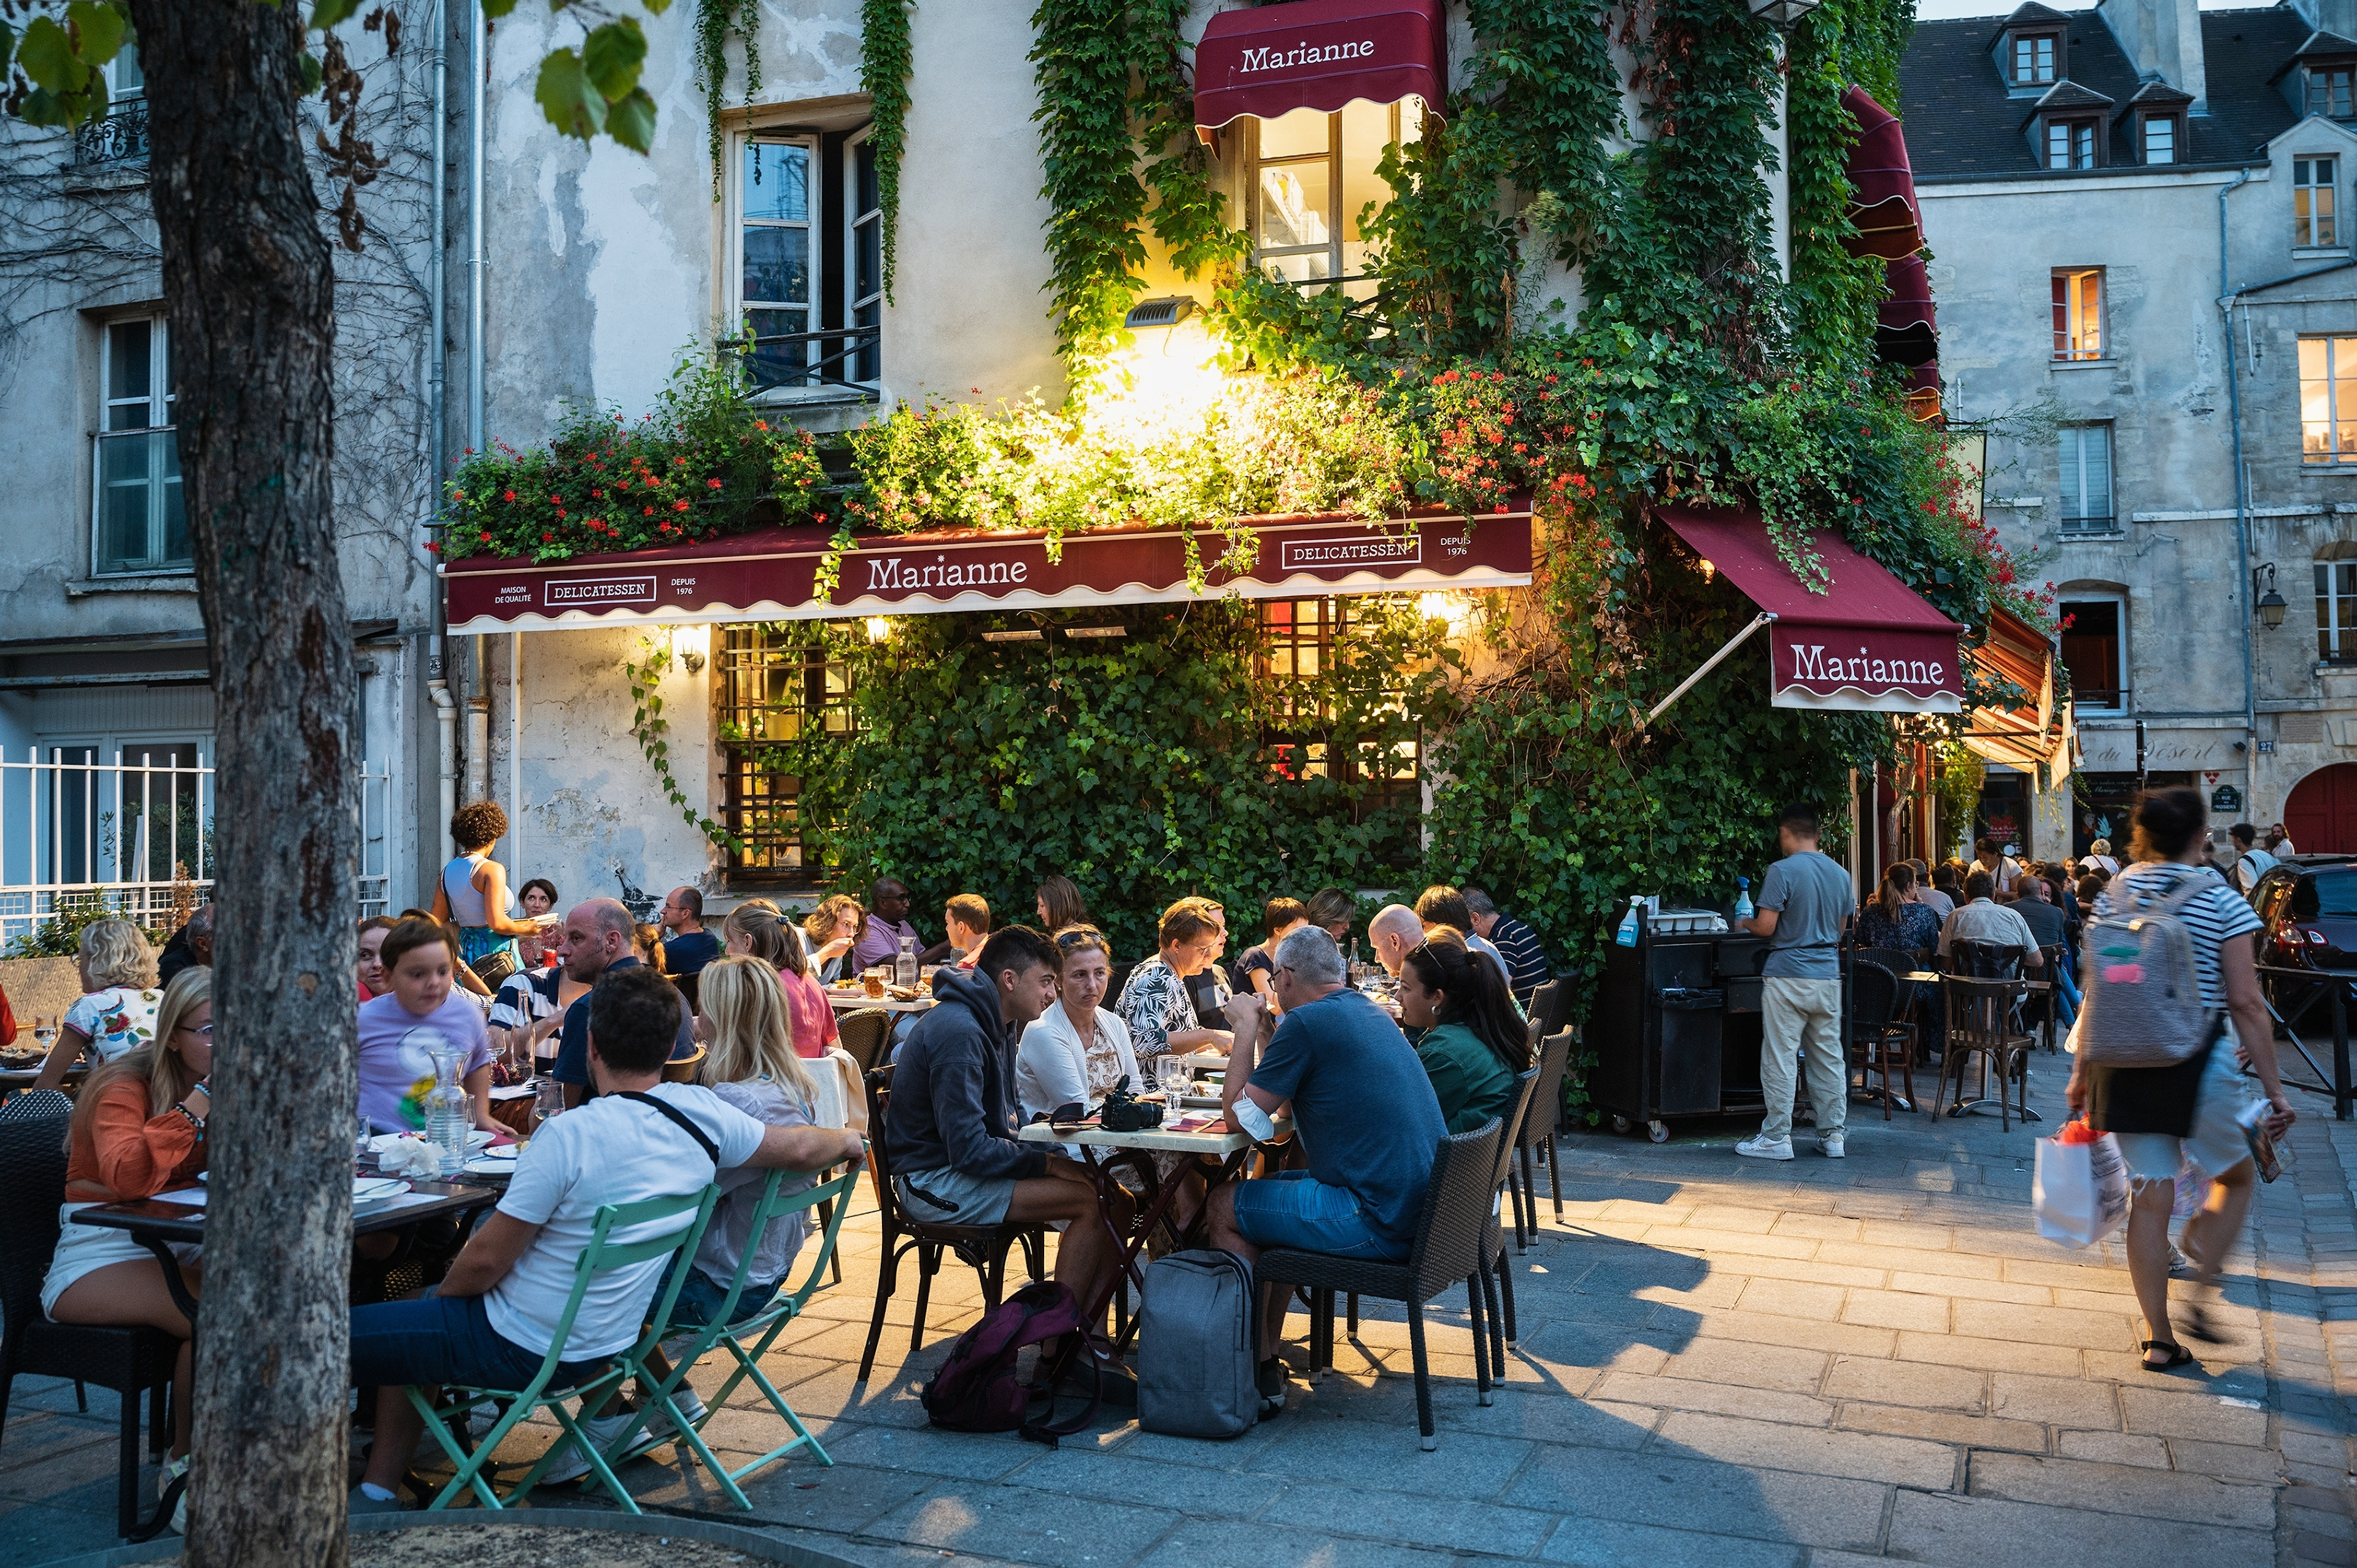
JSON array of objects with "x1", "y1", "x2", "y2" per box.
[{"x1": 1097, "y1": 1074, "x2": 1164, "y2": 1132}]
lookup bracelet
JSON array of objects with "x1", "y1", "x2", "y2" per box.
[{"x1": 170, "y1": 1102, "x2": 204, "y2": 1141}]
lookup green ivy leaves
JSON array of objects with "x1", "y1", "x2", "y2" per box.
[
  {"x1": 860, "y1": 0, "x2": 914, "y2": 299},
  {"x1": 536, "y1": 16, "x2": 657, "y2": 150},
  {"x1": 10, "y1": 2, "x2": 126, "y2": 128}
]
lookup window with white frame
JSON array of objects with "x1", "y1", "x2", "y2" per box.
[
  {"x1": 2058, "y1": 424, "x2": 2114, "y2": 531},
  {"x1": 1245, "y1": 100, "x2": 1420, "y2": 293},
  {"x1": 93, "y1": 315, "x2": 187, "y2": 575},
  {"x1": 2140, "y1": 114, "x2": 2176, "y2": 165},
  {"x1": 2301, "y1": 336, "x2": 2357, "y2": 462},
  {"x1": 2051, "y1": 268, "x2": 2103, "y2": 360},
  {"x1": 737, "y1": 135, "x2": 816, "y2": 392},
  {"x1": 2319, "y1": 558, "x2": 2357, "y2": 661},
  {"x1": 2297, "y1": 156, "x2": 2340, "y2": 247},
  {"x1": 848, "y1": 131, "x2": 882, "y2": 385}
]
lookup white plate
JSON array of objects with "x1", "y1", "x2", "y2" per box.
[
  {"x1": 460, "y1": 1155, "x2": 516, "y2": 1174},
  {"x1": 466, "y1": 1129, "x2": 495, "y2": 1151},
  {"x1": 353, "y1": 1176, "x2": 409, "y2": 1214},
  {"x1": 473, "y1": 1143, "x2": 519, "y2": 1161}
]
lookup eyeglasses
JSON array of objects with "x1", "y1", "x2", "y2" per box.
[{"x1": 174, "y1": 1022, "x2": 213, "y2": 1038}]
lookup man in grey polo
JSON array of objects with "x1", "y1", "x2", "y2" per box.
[{"x1": 1737, "y1": 802, "x2": 1856, "y2": 1161}]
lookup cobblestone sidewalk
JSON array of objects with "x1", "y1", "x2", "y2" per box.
[{"x1": 4, "y1": 1065, "x2": 2352, "y2": 1566}]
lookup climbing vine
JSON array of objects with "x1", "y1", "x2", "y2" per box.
[
  {"x1": 860, "y1": 0, "x2": 914, "y2": 301},
  {"x1": 622, "y1": 638, "x2": 743, "y2": 852},
  {"x1": 694, "y1": 0, "x2": 764, "y2": 199}
]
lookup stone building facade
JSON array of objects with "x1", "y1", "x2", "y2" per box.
[{"x1": 1905, "y1": 0, "x2": 2357, "y2": 854}]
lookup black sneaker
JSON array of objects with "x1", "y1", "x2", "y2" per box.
[{"x1": 1256, "y1": 1356, "x2": 1287, "y2": 1419}]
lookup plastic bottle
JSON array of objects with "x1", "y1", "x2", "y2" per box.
[
  {"x1": 1733, "y1": 877, "x2": 1754, "y2": 924},
  {"x1": 1615, "y1": 896, "x2": 1643, "y2": 948},
  {"x1": 422, "y1": 1046, "x2": 472, "y2": 1176},
  {"x1": 896, "y1": 933, "x2": 919, "y2": 989}
]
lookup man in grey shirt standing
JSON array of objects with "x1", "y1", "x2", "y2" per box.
[{"x1": 1736, "y1": 801, "x2": 1856, "y2": 1161}]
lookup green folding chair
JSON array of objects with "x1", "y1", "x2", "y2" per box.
[
  {"x1": 617, "y1": 1163, "x2": 859, "y2": 1508},
  {"x1": 402, "y1": 1185, "x2": 719, "y2": 1513}
]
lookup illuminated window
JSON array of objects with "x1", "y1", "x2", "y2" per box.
[
  {"x1": 2051, "y1": 268, "x2": 2103, "y2": 360},
  {"x1": 1245, "y1": 101, "x2": 1419, "y2": 294},
  {"x1": 2045, "y1": 118, "x2": 2096, "y2": 169},
  {"x1": 1257, "y1": 598, "x2": 1422, "y2": 863},
  {"x1": 2297, "y1": 156, "x2": 2340, "y2": 247},
  {"x1": 2301, "y1": 336, "x2": 2357, "y2": 463},
  {"x1": 2011, "y1": 33, "x2": 2057, "y2": 85},
  {"x1": 717, "y1": 626, "x2": 856, "y2": 882}
]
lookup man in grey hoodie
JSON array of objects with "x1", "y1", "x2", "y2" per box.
[{"x1": 886, "y1": 925, "x2": 1129, "y2": 1311}]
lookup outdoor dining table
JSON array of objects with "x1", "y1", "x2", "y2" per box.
[
  {"x1": 69, "y1": 1175, "x2": 501, "y2": 1540},
  {"x1": 821, "y1": 987, "x2": 935, "y2": 1015},
  {"x1": 1016, "y1": 1108, "x2": 1293, "y2": 1330}
]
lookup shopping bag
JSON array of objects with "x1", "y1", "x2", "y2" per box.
[{"x1": 2033, "y1": 1121, "x2": 2130, "y2": 1247}]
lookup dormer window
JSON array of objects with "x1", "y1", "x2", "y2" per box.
[
  {"x1": 2140, "y1": 114, "x2": 2177, "y2": 164},
  {"x1": 2046, "y1": 118, "x2": 2097, "y2": 169},
  {"x1": 2012, "y1": 32, "x2": 2059, "y2": 86},
  {"x1": 2312, "y1": 64, "x2": 2356, "y2": 118}
]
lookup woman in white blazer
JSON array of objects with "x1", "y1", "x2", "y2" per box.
[{"x1": 1018, "y1": 926, "x2": 1139, "y2": 1147}]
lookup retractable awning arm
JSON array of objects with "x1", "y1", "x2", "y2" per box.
[{"x1": 1640, "y1": 612, "x2": 1777, "y2": 730}]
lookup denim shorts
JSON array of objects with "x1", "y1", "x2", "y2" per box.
[
  {"x1": 349, "y1": 1288, "x2": 608, "y2": 1394},
  {"x1": 1230, "y1": 1171, "x2": 1408, "y2": 1261},
  {"x1": 2113, "y1": 1035, "x2": 2257, "y2": 1185},
  {"x1": 656, "y1": 1252, "x2": 784, "y2": 1331}
]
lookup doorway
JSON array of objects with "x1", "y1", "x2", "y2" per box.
[{"x1": 2286, "y1": 762, "x2": 2357, "y2": 854}]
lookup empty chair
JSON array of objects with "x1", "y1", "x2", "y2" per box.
[
  {"x1": 834, "y1": 1007, "x2": 894, "y2": 1073},
  {"x1": 1847, "y1": 960, "x2": 1916, "y2": 1120},
  {"x1": 1936, "y1": 975, "x2": 2037, "y2": 1129},
  {"x1": 1508, "y1": 1027, "x2": 1574, "y2": 1248}
]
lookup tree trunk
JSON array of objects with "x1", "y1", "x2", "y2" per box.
[{"x1": 124, "y1": 2, "x2": 355, "y2": 1562}]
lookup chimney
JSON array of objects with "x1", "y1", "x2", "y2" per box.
[
  {"x1": 2291, "y1": 0, "x2": 2357, "y2": 40},
  {"x1": 2100, "y1": 0, "x2": 2208, "y2": 112}
]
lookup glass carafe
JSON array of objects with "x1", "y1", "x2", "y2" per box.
[{"x1": 422, "y1": 1044, "x2": 472, "y2": 1176}]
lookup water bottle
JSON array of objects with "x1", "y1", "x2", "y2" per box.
[
  {"x1": 422, "y1": 1045, "x2": 473, "y2": 1177},
  {"x1": 1733, "y1": 877, "x2": 1754, "y2": 924},
  {"x1": 1615, "y1": 896, "x2": 1643, "y2": 948},
  {"x1": 896, "y1": 933, "x2": 918, "y2": 989}
]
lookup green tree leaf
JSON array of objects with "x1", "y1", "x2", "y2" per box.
[
  {"x1": 309, "y1": 0, "x2": 363, "y2": 31},
  {"x1": 535, "y1": 47, "x2": 605, "y2": 140},
  {"x1": 18, "y1": 17, "x2": 87, "y2": 95},
  {"x1": 64, "y1": 2, "x2": 123, "y2": 68},
  {"x1": 582, "y1": 17, "x2": 646, "y2": 101},
  {"x1": 606, "y1": 85, "x2": 657, "y2": 152}
]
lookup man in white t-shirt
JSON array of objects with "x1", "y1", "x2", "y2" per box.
[{"x1": 347, "y1": 964, "x2": 862, "y2": 1511}]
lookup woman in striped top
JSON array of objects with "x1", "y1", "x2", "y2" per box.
[{"x1": 2067, "y1": 787, "x2": 2295, "y2": 1372}]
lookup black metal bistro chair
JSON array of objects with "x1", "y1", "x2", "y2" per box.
[
  {"x1": 1846, "y1": 960, "x2": 1916, "y2": 1119},
  {"x1": 0, "y1": 1092, "x2": 182, "y2": 1539},
  {"x1": 1260, "y1": 1119, "x2": 1506, "y2": 1450},
  {"x1": 854, "y1": 1067, "x2": 1047, "y2": 1381}
]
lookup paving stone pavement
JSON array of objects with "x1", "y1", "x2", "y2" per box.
[{"x1": 6, "y1": 1062, "x2": 2355, "y2": 1567}]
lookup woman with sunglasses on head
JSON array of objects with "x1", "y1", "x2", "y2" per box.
[
  {"x1": 1398, "y1": 929, "x2": 1529, "y2": 1134},
  {"x1": 41, "y1": 966, "x2": 214, "y2": 1511}
]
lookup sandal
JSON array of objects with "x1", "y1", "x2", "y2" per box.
[{"x1": 2140, "y1": 1340, "x2": 2196, "y2": 1371}]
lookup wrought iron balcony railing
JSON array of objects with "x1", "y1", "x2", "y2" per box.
[{"x1": 75, "y1": 99, "x2": 150, "y2": 166}]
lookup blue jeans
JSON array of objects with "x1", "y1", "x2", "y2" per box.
[
  {"x1": 1230, "y1": 1171, "x2": 1408, "y2": 1261},
  {"x1": 656, "y1": 1252, "x2": 783, "y2": 1331},
  {"x1": 349, "y1": 1289, "x2": 608, "y2": 1393}
]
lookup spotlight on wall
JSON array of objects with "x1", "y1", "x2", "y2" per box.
[
  {"x1": 865, "y1": 617, "x2": 893, "y2": 643},
  {"x1": 981, "y1": 628, "x2": 1046, "y2": 643},
  {"x1": 1747, "y1": 0, "x2": 1821, "y2": 28},
  {"x1": 2253, "y1": 563, "x2": 2286, "y2": 630}
]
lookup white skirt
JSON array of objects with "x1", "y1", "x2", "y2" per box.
[{"x1": 41, "y1": 1203, "x2": 201, "y2": 1318}]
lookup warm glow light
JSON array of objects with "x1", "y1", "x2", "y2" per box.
[
  {"x1": 1419, "y1": 591, "x2": 1474, "y2": 635},
  {"x1": 1104, "y1": 312, "x2": 1225, "y2": 410},
  {"x1": 865, "y1": 617, "x2": 892, "y2": 643},
  {"x1": 1700, "y1": 558, "x2": 1716, "y2": 582},
  {"x1": 670, "y1": 624, "x2": 711, "y2": 674}
]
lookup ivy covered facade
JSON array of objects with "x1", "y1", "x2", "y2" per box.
[{"x1": 398, "y1": 0, "x2": 2049, "y2": 1002}]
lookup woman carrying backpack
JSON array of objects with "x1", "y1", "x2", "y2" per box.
[{"x1": 2067, "y1": 787, "x2": 2296, "y2": 1372}]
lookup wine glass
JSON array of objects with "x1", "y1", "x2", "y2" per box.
[
  {"x1": 532, "y1": 1076, "x2": 564, "y2": 1135},
  {"x1": 31, "y1": 1015, "x2": 56, "y2": 1056}
]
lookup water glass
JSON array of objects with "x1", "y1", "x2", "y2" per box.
[
  {"x1": 532, "y1": 1076, "x2": 565, "y2": 1132},
  {"x1": 1157, "y1": 1055, "x2": 1192, "y2": 1100}
]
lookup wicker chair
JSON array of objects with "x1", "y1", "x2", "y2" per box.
[
  {"x1": 0, "y1": 1092, "x2": 181, "y2": 1537},
  {"x1": 1507, "y1": 1027, "x2": 1574, "y2": 1248},
  {"x1": 834, "y1": 1008, "x2": 895, "y2": 1073},
  {"x1": 1260, "y1": 1119, "x2": 1506, "y2": 1450},
  {"x1": 1476, "y1": 1068, "x2": 1544, "y2": 1359},
  {"x1": 854, "y1": 1067, "x2": 1047, "y2": 1381},
  {"x1": 1526, "y1": 978, "x2": 1574, "y2": 1042}
]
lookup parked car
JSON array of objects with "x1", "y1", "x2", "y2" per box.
[{"x1": 2248, "y1": 855, "x2": 2357, "y2": 1027}]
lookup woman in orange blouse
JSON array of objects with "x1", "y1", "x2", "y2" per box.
[{"x1": 41, "y1": 966, "x2": 212, "y2": 1470}]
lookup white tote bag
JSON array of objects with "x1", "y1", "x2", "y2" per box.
[{"x1": 2032, "y1": 1130, "x2": 2131, "y2": 1248}]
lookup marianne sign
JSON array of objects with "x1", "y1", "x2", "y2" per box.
[
  {"x1": 1192, "y1": 0, "x2": 1449, "y2": 131},
  {"x1": 441, "y1": 510, "x2": 1533, "y2": 633}
]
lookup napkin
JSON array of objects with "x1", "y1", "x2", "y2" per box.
[{"x1": 377, "y1": 1138, "x2": 455, "y2": 1178}]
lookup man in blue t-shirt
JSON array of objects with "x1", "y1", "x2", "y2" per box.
[
  {"x1": 659, "y1": 886, "x2": 724, "y2": 978},
  {"x1": 551, "y1": 898, "x2": 696, "y2": 1107},
  {"x1": 1206, "y1": 925, "x2": 1446, "y2": 1415},
  {"x1": 1736, "y1": 801, "x2": 1856, "y2": 1162}
]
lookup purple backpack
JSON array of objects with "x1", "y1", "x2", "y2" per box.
[{"x1": 920, "y1": 1280, "x2": 1103, "y2": 1445}]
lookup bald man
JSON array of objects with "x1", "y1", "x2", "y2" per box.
[
  {"x1": 551, "y1": 897, "x2": 695, "y2": 1106},
  {"x1": 1368, "y1": 904, "x2": 1425, "y2": 978}
]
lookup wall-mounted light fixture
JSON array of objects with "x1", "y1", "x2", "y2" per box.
[
  {"x1": 1065, "y1": 625, "x2": 1128, "y2": 639},
  {"x1": 1747, "y1": 0, "x2": 1821, "y2": 27},
  {"x1": 981, "y1": 628, "x2": 1046, "y2": 643},
  {"x1": 2253, "y1": 563, "x2": 2286, "y2": 630},
  {"x1": 865, "y1": 617, "x2": 893, "y2": 643}
]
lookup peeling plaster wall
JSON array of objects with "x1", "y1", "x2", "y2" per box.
[{"x1": 512, "y1": 627, "x2": 718, "y2": 913}]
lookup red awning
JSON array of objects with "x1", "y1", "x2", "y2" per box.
[
  {"x1": 1656, "y1": 505, "x2": 1965, "y2": 714},
  {"x1": 1876, "y1": 253, "x2": 1938, "y2": 368},
  {"x1": 1193, "y1": 0, "x2": 1447, "y2": 133},
  {"x1": 442, "y1": 508, "x2": 1533, "y2": 634},
  {"x1": 1841, "y1": 86, "x2": 1924, "y2": 261}
]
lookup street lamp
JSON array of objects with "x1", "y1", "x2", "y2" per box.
[
  {"x1": 1748, "y1": 0, "x2": 1822, "y2": 28},
  {"x1": 2253, "y1": 563, "x2": 2286, "y2": 630}
]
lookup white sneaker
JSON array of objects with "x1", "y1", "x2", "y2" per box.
[
  {"x1": 161, "y1": 1454, "x2": 190, "y2": 1534},
  {"x1": 644, "y1": 1387, "x2": 709, "y2": 1443},
  {"x1": 1820, "y1": 1133, "x2": 1846, "y2": 1159},
  {"x1": 1735, "y1": 1135, "x2": 1794, "y2": 1161},
  {"x1": 538, "y1": 1407, "x2": 646, "y2": 1485}
]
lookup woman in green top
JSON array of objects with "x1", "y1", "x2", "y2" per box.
[{"x1": 1399, "y1": 929, "x2": 1529, "y2": 1133}]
